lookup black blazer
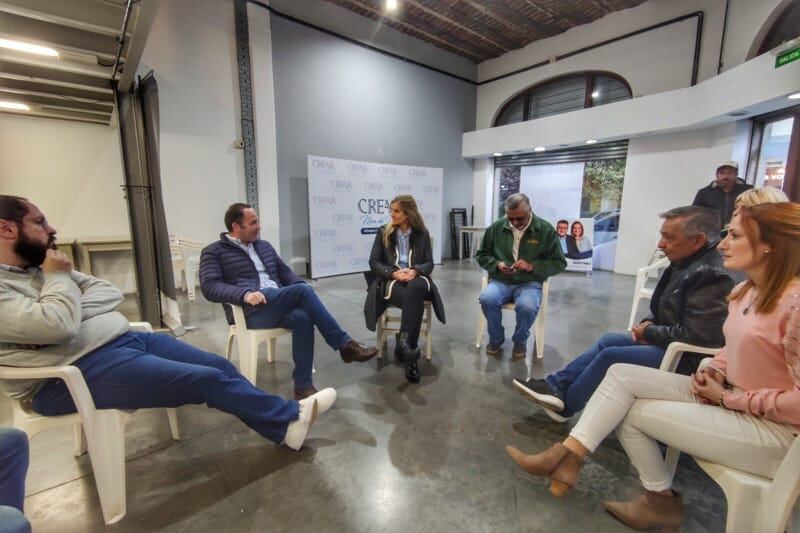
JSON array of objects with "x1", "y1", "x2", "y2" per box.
[{"x1": 363, "y1": 227, "x2": 445, "y2": 331}]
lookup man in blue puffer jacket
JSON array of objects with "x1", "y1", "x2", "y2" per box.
[{"x1": 200, "y1": 203, "x2": 377, "y2": 399}]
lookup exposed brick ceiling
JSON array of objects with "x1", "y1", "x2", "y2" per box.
[{"x1": 321, "y1": 0, "x2": 649, "y2": 62}]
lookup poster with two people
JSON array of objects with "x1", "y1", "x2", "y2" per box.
[{"x1": 552, "y1": 218, "x2": 594, "y2": 272}]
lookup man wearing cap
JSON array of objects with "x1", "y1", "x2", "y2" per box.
[{"x1": 691, "y1": 160, "x2": 752, "y2": 227}]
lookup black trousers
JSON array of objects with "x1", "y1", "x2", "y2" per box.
[{"x1": 387, "y1": 277, "x2": 431, "y2": 349}]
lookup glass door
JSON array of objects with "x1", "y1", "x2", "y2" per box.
[{"x1": 754, "y1": 116, "x2": 794, "y2": 190}]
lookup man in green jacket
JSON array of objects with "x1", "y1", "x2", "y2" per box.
[{"x1": 477, "y1": 193, "x2": 566, "y2": 358}]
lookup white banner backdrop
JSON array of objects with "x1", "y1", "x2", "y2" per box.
[{"x1": 307, "y1": 155, "x2": 444, "y2": 278}]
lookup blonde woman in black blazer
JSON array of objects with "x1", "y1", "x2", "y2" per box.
[{"x1": 364, "y1": 195, "x2": 445, "y2": 383}]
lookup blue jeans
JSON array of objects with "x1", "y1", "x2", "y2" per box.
[
  {"x1": 546, "y1": 333, "x2": 666, "y2": 416},
  {"x1": 478, "y1": 280, "x2": 543, "y2": 346},
  {"x1": 0, "y1": 507, "x2": 29, "y2": 533},
  {"x1": 0, "y1": 428, "x2": 31, "y2": 533},
  {"x1": 32, "y1": 332, "x2": 300, "y2": 444},
  {"x1": 247, "y1": 284, "x2": 350, "y2": 389},
  {"x1": 0, "y1": 428, "x2": 30, "y2": 533}
]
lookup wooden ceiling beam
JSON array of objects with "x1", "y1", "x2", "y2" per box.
[
  {"x1": 456, "y1": 0, "x2": 547, "y2": 39},
  {"x1": 335, "y1": 0, "x2": 488, "y2": 61},
  {"x1": 403, "y1": 0, "x2": 510, "y2": 54},
  {"x1": 521, "y1": 0, "x2": 578, "y2": 28}
]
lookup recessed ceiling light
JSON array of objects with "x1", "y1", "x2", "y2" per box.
[
  {"x1": 386, "y1": 0, "x2": 398, "y2": 10},
  {"x1": 0, "y1": 101, "x2": 30, "y2": 111},
  {"x1": 0, "y1": 38, "x2": 58, "y2": 57},
  {"x1": 533, "y1": 146, "x2": 546, "y2": 152},
  {"x1": 585, "y1": 139, "x2": 598, "y2": 144},
  {"x1": 789, "y1": 92, "x2": 800, "y2": 100},
  {"x1": 591, "y1": 91, "x2": 599, "y2": 98},
  {"x1": 493, "y1": 152, "x2": 503, "y2": 156}
]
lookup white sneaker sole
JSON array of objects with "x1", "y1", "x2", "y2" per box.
[
  {"x1": 541, "y1": 406, "x2": 569, "y2": 423},
  {"x1": 512, "y1": 379, "x2": 565, "y2": 411}
]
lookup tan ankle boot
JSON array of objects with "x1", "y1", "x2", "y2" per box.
[
  {"x1": 506, "y1": 443, "x2": 584, "y2": 498},
  {"x1": 548, "y1": 450, "x2": 583, "y2": 498},
  {"x1": 505, "y1": 443, "x2": 569, "y2": 477},
  {"x1": 604, "y1": 491, "x2": 684, "y2": 532}
]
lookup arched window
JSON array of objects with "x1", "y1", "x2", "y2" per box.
[
  {"x1": 756, "y1": 0, "x2": 800, "y2": 56},
  {"x1": 493, "y1": 72, "x2": 632, "y2": 127}
]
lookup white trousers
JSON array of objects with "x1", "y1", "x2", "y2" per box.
[{"x1": 570, "y1": 363, "x2": 797, "y2": 491}]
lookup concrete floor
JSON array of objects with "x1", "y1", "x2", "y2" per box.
[{"x1": 22, "y1": 262, "x2": 727, "y2": 532}]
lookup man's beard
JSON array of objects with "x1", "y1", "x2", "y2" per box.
[{"x1": 14, "y1": 231, "x2": 54, "y2": 267}]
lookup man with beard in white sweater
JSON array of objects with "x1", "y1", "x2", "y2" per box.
[{"x1": 0, "y1": 195, "x2": 335, "y2": 450}]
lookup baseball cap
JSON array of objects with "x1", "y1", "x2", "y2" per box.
[{"x1": 716, "y1": 160, "x2": 739, "y2": 171}]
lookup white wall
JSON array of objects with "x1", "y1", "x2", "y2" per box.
[
  {"x1": 270, "y1": 0, "x2": 477, "y2": 82},
  {"x1": 137, "y1": 0, "x2": 247, "y2": 246},
  {"x1": 614, "y1": 123, "x2": 738, "y2": 275},
  {"x1": 475, "y1": 0, "x2": 786, "y2": 130},
  {"x1": 249, "y1": 2, "x2": 282, "y2": 254},
  {"x1": 0, "y1": 114, "x2": 136, "y2": 290},
  {"x1": 723, "y1": 0, "x2": 790, "y2": 70}
]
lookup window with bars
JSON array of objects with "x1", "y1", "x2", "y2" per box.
[{"x1": 493, "y1": 72, "x2": 632, "y2": 127}]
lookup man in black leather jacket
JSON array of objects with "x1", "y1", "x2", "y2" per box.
[{"x1": 512, "y1": 206, "x2": 734, "y2": 421}]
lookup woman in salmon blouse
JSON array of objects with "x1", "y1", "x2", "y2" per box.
[{"x1": 505, "y1": 202, "x2": 800, "y2": 532}]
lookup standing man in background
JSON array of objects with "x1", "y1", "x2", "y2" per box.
[{"x1": 692, "y1": 160, "x2": 752, "y2": 228}]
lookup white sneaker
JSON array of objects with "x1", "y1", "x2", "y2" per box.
[
  {"x1": 541, "y1": 406, "x2": 569, "y2": 424},
  {"x1": 306, "y1": 387, "x2": 337, "y2": 415},
  {"x1": 284, "y1": 399, "x2": 318, "y2": 450}
]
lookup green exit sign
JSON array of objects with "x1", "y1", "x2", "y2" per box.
[{"x1": 776, "y1": 46, "x2": 800, "y2": 68}]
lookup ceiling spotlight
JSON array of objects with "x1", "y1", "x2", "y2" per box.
[
  {"x1": 585, "y1": 139, "x2": 598, "y2": 144},
  {"x1": 493, "y1": 152, "x2": 503, "y2": 156},
  {"x1": 789, "y1": 92, "x2": 800, "y2": 100},
  {"x1": 0, "y1": 38, "x2": 58, "y2": 57},
  {"x1": 533, "y1": 146, "x2": 546, "y2": 152},
  {"x1": 591, "y1": 91, "x2": 599, "y2": 98},
  {"x1": 386, "y1": 0, "x2": 398, "y2": 10},
  {"x1": 0, "y1": 101, "x2": 30, "y2": 111}
]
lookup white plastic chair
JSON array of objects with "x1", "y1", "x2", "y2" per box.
[
  {"x1": 659, "y1": 341, "x2": 800, "y2": 533},
  {"x1": 225, "y1": 305, "x2": 291, "y2": 384},
  {"x1": 170, "y1": 237, "x2": 204, "y2": 300},
  {"x1": 627, "y1": 256, "x2": 669, "y2": 330},
  {"x1": 376, "y1": 302, "x2": 434, "y2": 361},
  {"x1": 0, "y1": 322, "x2": 180, "y2": 525},
  {"x1": 474, "y1": 276, "x2": 550, "y2": 359}
]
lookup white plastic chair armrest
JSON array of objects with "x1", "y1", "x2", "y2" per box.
[
  {"x1": 638, "y1": 256, "x2": 669, "y2": 277},
  {"x1": 0, "y1": 365, "x2": 98, "y2": 417},
  {"x1": 659, "y1": 342, "x2": 722, "y2": 373},
  {"x1": 128, "y1": 322, "x2": 153, "y2": 333}
]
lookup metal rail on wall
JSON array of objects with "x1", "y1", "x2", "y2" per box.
[{"x1": 234, "y1": 0, "x2": 260, "y2": 211}]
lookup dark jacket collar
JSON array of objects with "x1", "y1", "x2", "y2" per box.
[
  {"x1": 672, "y1": 241, "x2": 720, "y2": 270},
  {"x1": 708, "y1": 178, "x2": 749, "y2": 191}
]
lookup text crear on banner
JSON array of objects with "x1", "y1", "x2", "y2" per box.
[{"x1": 308, "y1": 155, "x2": 444, "y2": 278}]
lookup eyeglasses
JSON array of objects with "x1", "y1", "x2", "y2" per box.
[{"x1": 507, "y1": 215, "x2": 528, "y2": 223}]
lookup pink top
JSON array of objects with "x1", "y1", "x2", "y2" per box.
[{"x1": 711, "y1": 279, "x2": 800, "y2": 430}]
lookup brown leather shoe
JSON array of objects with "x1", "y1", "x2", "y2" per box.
[
  {"x1": 294, "y1": 385, "x2": 318, "y2": 400},
  {"x1": 340, "y1": 340, "x2": 378, "y2": 363},
  {"x1": 604, "y1": 491, "x2": 684, "y2": 532}
]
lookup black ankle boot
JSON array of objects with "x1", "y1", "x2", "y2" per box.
[
  {"x1": 405, "y1": 357, "x2": 421, "y2": 383},
  {"x1": 396, "y1": 332, "x2": 413, "y2": 362},
  {"x1": 401, "y1": 340, "x2": 421, "y2": 383}
]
